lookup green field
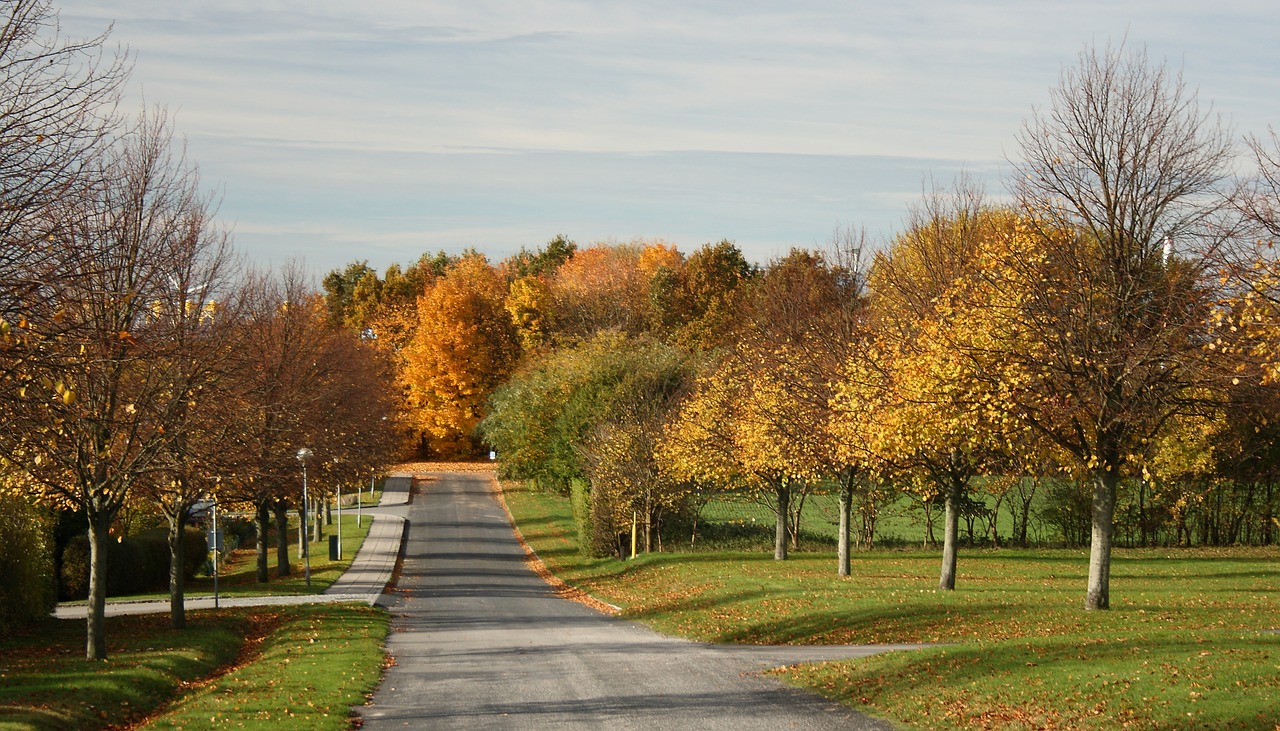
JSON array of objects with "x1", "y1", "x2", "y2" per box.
[{"x1": 502, "y1": 479, "x2": 1280, "y2": 730}]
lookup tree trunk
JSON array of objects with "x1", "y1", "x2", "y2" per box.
[
  {"x1": 773, "y1": 480, "x2": 790, "y2": 561},
  {"x1": 1019, "y1": 484, "x2": 1033, "y2": 547},
  {"x1": 167, "y1": 512, "x2": 187, "y2": 629},
  {"x1": 922, "y1": 499, "x2": 936, "y2": 549},
  {"x1": 273, "y1": 502, "x2": 291, "y2": 577},
  {"x1": 837, "y1": 472, "x2": 852, "y2": 577},
  {"x1": 643, "y1": 502, "x2": 653, "y2": 554},
  {"x1": 85, "y1": 511, "x2": 112, "y2": 660},
  {"x1": 1085, "y1": 468, "x2": 1119, "y2": 610},
  {"x1": 987, "y1": 493, "x2": 1004, "y2": 549},
  {"x1": 939, "y1": 478, "x2": 962, "y2": 591},
  {"x1": 255, "y1": 502, "x2": 270, "y2": 583},
  {"x1": 789, "y1": 488, "x2": 806, "y2": 551}
]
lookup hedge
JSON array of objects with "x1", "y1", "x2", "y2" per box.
[{"x1": 60, "y1": 527, "x2": 208, "y2": 601}]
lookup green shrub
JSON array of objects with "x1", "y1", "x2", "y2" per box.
[
  {"x1": 58, "y1": 527, "x2": 207, "y2": 600},
  {"x1": 569, "y1": 478, "x2": 592, "y2": 554},
  {"x1": 220, "y1": 515, "x2": 255, "y2": 550},
  {"x1": 0, "y1": 493, "x2": 56, "y2": 631},
  {"x1": 182, "y1": 527, "x2": 209, "y2": 578}
]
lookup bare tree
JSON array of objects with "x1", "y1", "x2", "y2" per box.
[
  {"x1": 1005, "y1": 42, "x2": 1234, "y2": 610},
  {"x1": 130, "y1": 123, "x2": 241, "y2": 630},
  {"x1": 0, "y1": 0, "x2": 127, "y2": 328}
]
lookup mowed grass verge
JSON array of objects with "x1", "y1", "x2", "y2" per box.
[
  {"x1": 0, "y1": 604, "x2": 388, "y2": 731},
  {"x1": 500, "y1": 479, "x2": 1280, "y2": 730},
  {"x1": 187, "y1": 512, "x2": 378, "y2": 598}
]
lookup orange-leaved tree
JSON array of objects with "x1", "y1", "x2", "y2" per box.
[{"x1": 401, "y1": 253, "x2": 517, "y2": 457}]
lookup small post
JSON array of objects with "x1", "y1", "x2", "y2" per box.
[
  {"x1": 296, "y1": 447, "x2": 313, "y2": 588},
  {"x1": 630, "y1": 512, "x2": 638, "y2": 559},
  {"x1": 212, "y1": 496, "x2": 219, "y2": 609},
  {"x1": 331, "y1": 456, "x2": 342, "y2": 559}
]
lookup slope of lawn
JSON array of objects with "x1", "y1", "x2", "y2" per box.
[
  {"x1": 0, "y1": 604, "x2": 388, "y2": 731},
  {"x1": 500, "y1": 479, "x2": 1280, "y2": 730},
  {"x1": 9, "y1": 487, "x2": 393, "y2": 730}
]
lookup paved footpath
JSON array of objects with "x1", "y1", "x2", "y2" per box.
[
  {"x1": 357, "y1": 471, "x2": 914, "y2": 731},
  {"x1": 53, "y1": 475, "x2": 413, "y2": 619}
]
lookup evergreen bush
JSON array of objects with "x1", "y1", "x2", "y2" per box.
[{"x1": 0, "y1": 493, "x2": 56, "y2": 631}]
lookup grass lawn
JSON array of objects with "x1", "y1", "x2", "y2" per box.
[
  {"x1": 15, "y1": 491, "x2": 393, "y2": 730},
  {"x1": 186, "y1": 512, "x2": 377, "y2": 598},
  {"x1": 55, "y1": 510, "x2": 379, "y2": 609},
  {"x1": 0, "y1": 604, "x2": 388, "y2": 731},
  {"x1": 501, "y1": 479, "x2": 1280, "y2": 730}
]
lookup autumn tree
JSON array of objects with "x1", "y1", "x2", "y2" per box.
[
  {"x1": 126, "y1": 118, "x2": 240, "y2": 629},
  {"x1": 653, "y1": 239, "x2": 754, "y2": 351},
  {"x1": 546, "y1": 241, "x2": 670, "y2": 340},
  {"x1": 220, "y1": 265, "x2": 332, "y2": 582},
  {"x1": 661, "y1": 250, "x2": 854, "y2": 560},
  {"x1": 835, "y1": 183, "x2": 1015, "y2": 589},
  {"x1": 661, "y1": 351, "x2": 823, "y2": 560},
  {"x1": 736, "y1": 244, "x2": 869, "y2": 570},
  {"x1": 992, "y1": 42, "x2": 1234, "y2": 609},
  {"x1": 4, "y1": 111, "x2": 222, "y2": 659},
  {"x1": 505, "y1": 274, "x2": 553, "y2": 351},
  {"x1": 401, "y1": 253, "x2": 517, "y2": 457}
]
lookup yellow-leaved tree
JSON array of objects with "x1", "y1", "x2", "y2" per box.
[
  {"x1": 401, "y1": 254, "x2": 517, "y2": 457},
  {"x1": 835, "y1": 185, "x2": 1018, "y2": 590}
]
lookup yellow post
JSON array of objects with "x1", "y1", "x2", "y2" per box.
[{"x1": 630, "y1": 511, "x2": 638, "y2": 559}]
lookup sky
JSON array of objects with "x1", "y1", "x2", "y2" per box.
[{"x1": 54, "y1": 1, "x2": 1280, "y2": 278}]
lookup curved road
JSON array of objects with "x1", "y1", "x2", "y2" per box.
[{"x1": 358, "y1": 472, "x2": 906, "y2": 730}]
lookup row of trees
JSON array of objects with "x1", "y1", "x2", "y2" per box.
[
  {"x1": 0, "y1": 1, "x2": 398, "y2": 658},
  {"x1": 325, "y1": 43, "x2": 1280, "y2": 613}
]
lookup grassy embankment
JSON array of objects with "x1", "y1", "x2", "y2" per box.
[
  {"x1": 0, "y1": 605, "x2": 387, "y2": 730},
  {"x1": 2, "y1": 486, "x2": 392, "y2": 730},
  {"x1": 502, "y1": 479, "x2": 1280, "y2": 730}
]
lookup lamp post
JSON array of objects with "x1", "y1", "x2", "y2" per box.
[
  {"x1": 296, "y1": 447, "x2": 313, "y2": 588},
  {"x1": 361, "y1": 469, "x2": 374, "y2": 527},
  {"x1": 334, "y1": 457, "x2": 342, "y2": 560},
  {"x1": 211, "y1": 491, "x2": 220, "y2": 609}
]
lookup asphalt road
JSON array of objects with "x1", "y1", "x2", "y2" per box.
[{"x1": 358, "y1": 472, "x2": 908, "y2": 730}]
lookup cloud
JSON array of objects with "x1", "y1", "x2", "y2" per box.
[{"x1": 49, "y1": 0, "x2": 1280, "y2": 277}]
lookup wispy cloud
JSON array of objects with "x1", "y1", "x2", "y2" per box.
[{"x1": 52, "y1": 0, "x2": 1280, "y2": 275}]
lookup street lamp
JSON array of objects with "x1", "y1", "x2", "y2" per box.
[
  {"x1": 334, "y1": 456, "x2": 342, "y2": 560},
  {"x1": 360, "y1": 469, "x2": 374, "y2": 528},
  {"x1": 296, "y1": 447, "x2": 313, "y2": 588}
]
